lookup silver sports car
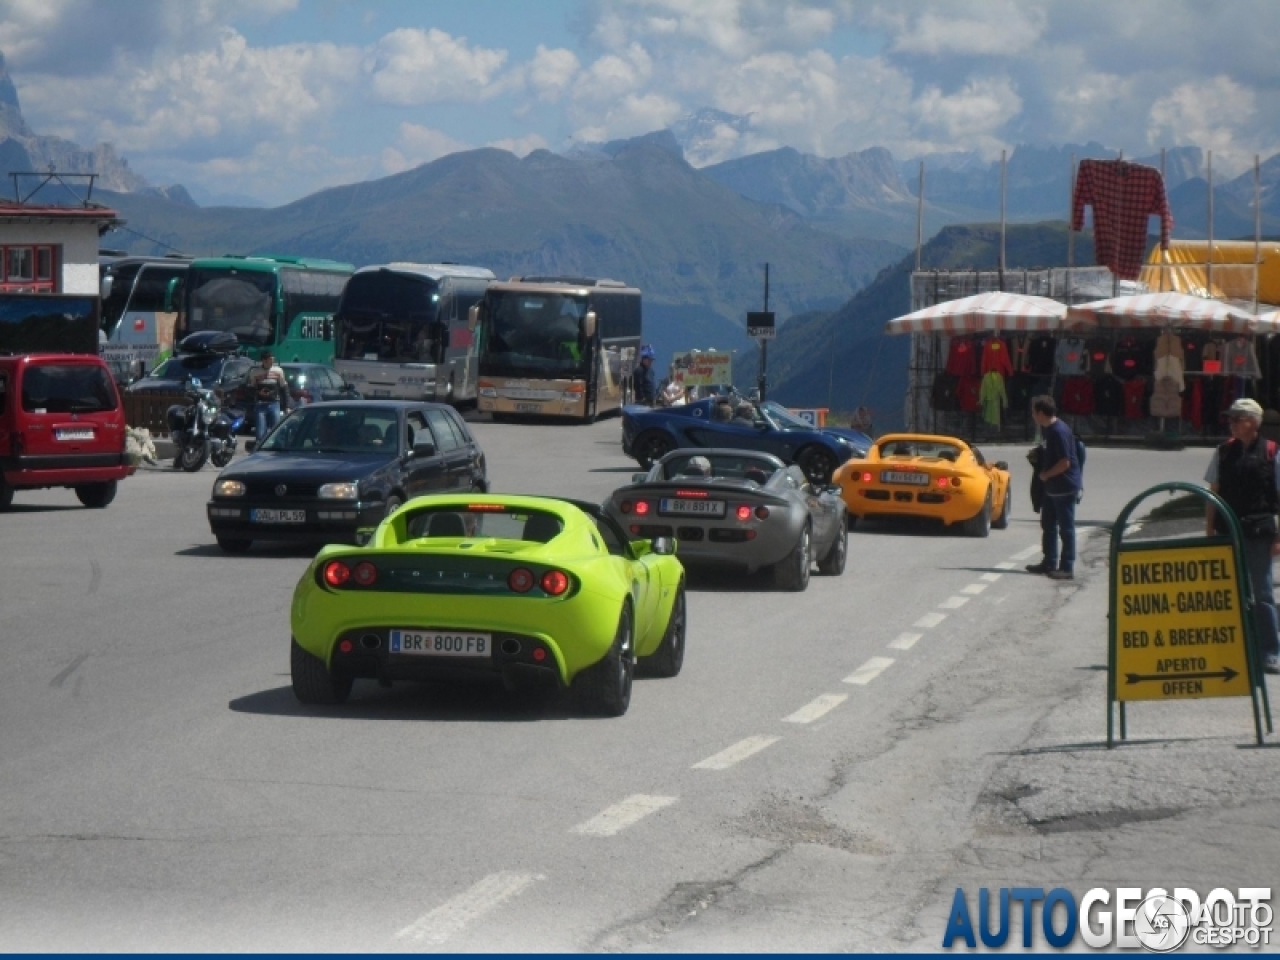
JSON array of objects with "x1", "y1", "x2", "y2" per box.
[{"x1": 605, "y1": 448, "x2": 847, "y2": 591}]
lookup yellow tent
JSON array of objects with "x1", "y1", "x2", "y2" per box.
[{"x1": 1140, "y1": 240, "x2": 1280, "y2": 307}]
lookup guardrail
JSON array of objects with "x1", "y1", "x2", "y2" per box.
[{"x1": 121, "y1": 392, "x2": 184, "y2": 435}]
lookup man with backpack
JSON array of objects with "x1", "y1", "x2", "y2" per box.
[
  {"x1": 1204, "y1": 398, "x2": 1280, "y2": 675},
  {"x1": 1026, "y1": 396, "x2": 1082, "y2": 580}
]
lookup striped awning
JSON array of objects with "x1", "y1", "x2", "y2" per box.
[
  {"x1": 884, "y1": 292, "x2": 1068, "y2": 335},
  {"x1": 1066, "y1": 292, "x2": 1256, "y2": 333},
  {"x1": 1255, "y1": 308, "x2": 1280, "y2": 331}
]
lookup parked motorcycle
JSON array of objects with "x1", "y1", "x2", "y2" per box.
[{"x1": 168, "y1": 378, "x2": 245, "y2": 471}]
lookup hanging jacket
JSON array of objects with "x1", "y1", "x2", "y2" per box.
[
  {"x1": 1060, "y1": 376, "x2": 1095, "y2": 415},
  {"x1": 1149, "y1": 377, "x2": 1183, "y2": 418},
  {"x1": 1182, "y1": 336, "x2": 1203, "y2": 373},
  {"x1": 1084, "y1": 338, "x2": 1112, "y2": 376},
  {"x1": 1056, "y1": 337, "x2": 1088, "y2": 375},
  {"x1": 1071, "y1": 158, "x2": 1173, "y2": 280},
  {"x1": 1222, "y1": 337, "x2": 1262, "y2": 378},
  {"x1": 1094, "y1": 376, "x2": 1126, "y2": 417},
  {"x1": 931, "y1": 373, "x2": 960, "y2": 412},
  {"x1": 1027, "y1": 336, "x2": 1057, "y2": 375},
  {"x1": 1027, "y1": 445, "x2": 1045, "y2": 514},
  {"x1": 980, "y1": 337, "x2": 1014, "y2": 377},
  {"x1": 1123, "y1": 377, "x2": 1149, "y2": 418},
  {"x1": 944, "y1": 337, "x2": 979, "y2": 377},
  {"x1": 979, "y1": 371, "x2": 1007, "y2": 426},
  {"x1": 956, "y1": 376, "x2": 982, "y2": 413},
  {"x1": 1112, "y1": 336, "x2": 1148, "y2": 380}
]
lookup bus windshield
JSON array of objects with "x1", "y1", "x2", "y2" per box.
[
  {"x1": 337, "y1": 272, "x2": 441, "y2": 363},
  {"x1": 483, "y1": 292, "x2": 589, "y2": 378},
  {"x1": 187, "y1": 268, "x2": 276, "y2": 346}
]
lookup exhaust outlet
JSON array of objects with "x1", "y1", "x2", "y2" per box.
[
  {"x1": 501, "y1": 638, "x2": 521, "y2": 655},
  {"x1": 360, "y1": 634, "x2": 381, "y2": 651}
]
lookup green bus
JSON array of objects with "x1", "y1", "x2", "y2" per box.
[{"x1": 175, "y1": 255, "x2": 354, "y2": 363}]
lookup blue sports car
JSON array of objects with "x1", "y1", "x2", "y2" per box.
[{"x1": 621, "y1": 398, "x2": 871, "y2": 484}]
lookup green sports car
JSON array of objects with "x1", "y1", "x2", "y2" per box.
[{"x1": 289, "y1": 494, "x2": 687, "y2": 716}]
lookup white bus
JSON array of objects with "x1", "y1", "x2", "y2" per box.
[
  {"x1": 98, "y1": 254, "x2": 190, "y2": 380},
  {"x1": 333, "y1": 263, "x2": 494, "y2": 405}
]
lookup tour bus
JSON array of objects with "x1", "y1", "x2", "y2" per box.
[
  {"x1": 98, "y1": 254, "x2": 190, "y2": 380},
  {"x1": 176, "y1": 255, "x2": 353, "y2": 364},
  {"x1": 333, "y1": 263, "x2": 494, "y2": 405},
  {"x1": 473, "y1": 276, "x2": 642, "y2": 422}
]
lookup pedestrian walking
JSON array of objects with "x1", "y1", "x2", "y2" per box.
[
  {"x1": 248, "y1": 351, "x2": 287, "y2": 439},
  {"x1": 1026, "y1": 396, "x2": 1081, "y2": 580},
  {"x1": 633, "y1": 345, "x2": 657, "y2": 406},
  {"x1": 1204, "y1": 398, "x2": 1280, "y2": 675}
]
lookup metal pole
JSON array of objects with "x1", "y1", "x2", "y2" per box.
[
  {"x1": 1207, "y1": 151, "x2": 1214, "y2": 297},
  {"x1": 1255, "y1": 154, "x2": 1262, "y2": 314},
  {"x1": 1161, "y1": 148, "x2": 1168, "y2": 293},
  {"x1": 1067, "y1": 154, "x2": 1076, "y2": 302},
  {"x1": 999, "y1": 149, "x2": 1007, "y2": 291},
  {"x1": 757, "y1": 263, "x2": 769, "y2": 402}
]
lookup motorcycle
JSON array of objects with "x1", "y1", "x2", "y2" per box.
[{"x1": 168, "y1": 378, "x2": 245, "y2": 472}]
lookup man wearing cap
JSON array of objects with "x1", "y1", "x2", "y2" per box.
[
  {"x1": 1026, "y1": 396, "x2": 1082, "y2": 580},
  {"x1": 633, "y1": 345, "x2": 657, "y2": 406},
  {"x1": 1205, "y1": 397, "x2": 1280, "y2": 674}
]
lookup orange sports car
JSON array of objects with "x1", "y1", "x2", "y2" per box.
[{"x1": 831, "y1": 433, "x2": 1012, "y2": 536}]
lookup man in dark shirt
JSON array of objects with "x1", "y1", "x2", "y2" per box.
[
  {"x1": 1026, "y1": 396, "x2": 1081, "y2": 580},
  {"x1": 633, "y1": 345, "x2": 657, "y2": 406}
]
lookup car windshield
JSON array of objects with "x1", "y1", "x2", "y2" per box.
[
  {"x1": 149, "y1": 354, "x2": 226, "y2": 380},
  {"x1": 759, "y1": 401, "x2": 812, "y2": 430},
  {"x1": 661, "y1": 453, "x2": 778, "y2": 484},
  {"x1": 404, "y1": 505, "x2": 564, "y2": 542},
  {"x1": 337, "y1": 272, "x2": 441, "y2": 363},
  {"x1": 482, "y1": 291, "x2": 589, "y2": 378},
  {"x1": 187, "y1": 268, "x2": 276, "y2": 346},
  {"x1": 259, "y1": 406, "x2": 399, "y2": 454},
  {"x1": 21, "y1": 364, "x2": 117, "y2": 413},
  {"x1": 878, "y1": 439, "x2": 963, "y2": 461}
]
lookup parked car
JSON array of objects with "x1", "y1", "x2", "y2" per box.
[
  {"x1": 0, "y1": 353, "x2": 134, "y2": 509},
  {"x1": 280, "y1": 363, "x2": 361, "y2": 406},
  {"x1": 621, "y1": 397, "x2": 871, "y2": 484},
  {"x1": 606, "y1": 448, "x2": 846, "y2": 589},
  {"x1": 125, "y1": 348, "x2": 253, "y2": 396},
  {"x1": 289, "y1": 494, "x2": 686, "y2": 715},
  {"x1": 206, "y1": 401, "x2": 487, "y2": 552}
]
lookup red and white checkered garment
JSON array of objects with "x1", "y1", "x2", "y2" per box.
[
  {"x1": 885, "y1": 292, "x2": 1068, "y2": 335},
  {"x1": 1071, "y1": 159, "x2": 1172, "y2": 281},
  {"x1": 1066, "y1": 292, "x2": 1256, "y2": 333}
]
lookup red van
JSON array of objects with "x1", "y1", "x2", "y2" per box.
[{"x1": 0, "y1": 353, "x2": 134, "y2": 509}]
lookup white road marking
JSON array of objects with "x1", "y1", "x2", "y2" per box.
[
  {"x1": 913, "y1": 611, "x2": 947, "y2": 629},
  {"x1": 692, "y1": 735, "x2": 781, "y2": 770},
  {"x1": 843, "y1": 656, "x2": 895, "y2": 686},
  {"x1": 889, "y1": 631, "x2": 923, "y2": 651},
  {"x1": 980, "y1": 572, "x2": 1003, "y2": 583},
  {"x1": 961, "y1": 583, "x2": 989, "y2": 595},
  {"x1": 938, "y1": 595, "x2": 970, "y2": 609},
  {"x1": 395, "y1": 871, "x2": 543, "y2": 945},
  {"x1": 783, "y1": 693, "x2": 848, "y2": 724},
  {"x1": 1011, "y1": 545, "x2": 1040, "y2": 561},
  {"x1": 570, "y1": 794, "x2": 677, "y2": 836},
  {"x1": 994, "y1": 561, "x2": 1016, "y2": 570}
]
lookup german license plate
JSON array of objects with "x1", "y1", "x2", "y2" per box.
[
  {"x1": 882, "y1": 471, "x2": 929, "y2": 485},
  {"x1": 659, "y1": 497, "x2": 726, "y2": 517},
  {"x1": 514, "y1": 403, "x2": 541, "y2": 412},
  {"x1": 390, "y1": 630, "x2": 491, "y2": 657},
  {"x1": 56, "y1": 428, "x2": 95, "y2": 441},
  {"x1": 250, "y1": 508, "x2": 306, "y2": 523}
]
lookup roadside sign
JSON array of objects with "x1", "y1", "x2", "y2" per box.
[
  {"x1": 747, "y1": 311, "x2": 775, "y2": 339},
  {"x1": 671, "y1": 350, "x2": 732, "y2": 387},
  {"x1": 1108, "y1": 482, "x2": 1272, "y2": 746}
]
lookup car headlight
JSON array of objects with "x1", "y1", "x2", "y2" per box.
[
  {"x1": 214, "y1": 479, "x2": 245, "y2": 497},
  {"x1": 318, "y1": 482, "x2": 359, "y2": 500}
]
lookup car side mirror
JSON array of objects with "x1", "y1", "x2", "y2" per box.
[
  {"x1": 100, "y1": 274, "x2": 114, "y2": 300},
  {"x1": 651, "y1": 536, "x2": 676, "y2": 556},
  {"x1": 583, "y1": 310, "x2": 597, "y2": 339},
  {"x1": 245, "y1": 440, "x2": 257, "y2": 453},
  {"x1": 354, "y1": 527, "x2": 375, "y2": 547},
  {"x1": 164, "y1": 276, "x2": 182, "y2": 312},
  {"x1": 468, "y1": 304, "x2": 480, "y2": 331},
  {"x1": 995, "y1": 460, "x2": 1009, "y2": 471},
  {"x1": 412, "y1": 439, "x2": 437, "y2": 458},
  {"x1": 631, "y1": 472, "x2": 649, "y2": 483}
]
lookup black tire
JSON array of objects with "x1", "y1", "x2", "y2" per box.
[
  {"x1": 992, "y1": 487, "x2": 1011, "y2": 530},
  {"x1": 642, "y1": 582, "x2": 686, "y2": 678},
  {"x1": 0, "y1": 479, "x2": 14, "y2": 511},
  {"x1": 796, "y1": 446, "x2": 839, "y2": 485},
  {"x1": 846, "y1": 513, "x2": 859, "y2": 530},
  {"x1": 75, "y1": 481, "x2": 118, "y2": 509},
  {"x1": 180, "y1": 436, "x2": 210, "y2": 472},
  {"x1": 211, "y1": 444, "x2": 235, "y2": 468},
  {"x1": 817, "y1": 521, "x2": 847, "y2": 575},
  {"x1": 575, "y1": 605, "x2": 635, "y2": 716},
  {"x1": 962, "y1": 491, "x2": 992, "y2": 538},
  {"x1": 633, "y1": 430, "x2": 676, "y2": 469},
  {"x1": 773, "y1": 524, "x2": 812, "y2": 591},
  {"x1": 216, "y1": 536, "x2": 253, "y2": 554},
  {"x1": 582, "y1": 395, "x2": 598, "y2": 425},
  {"x1": 383, "y1": 494, "x2": 403, "y2": 519},
  {"x1": 291, "y1": 637, "x2": 353, "y2": 705}
]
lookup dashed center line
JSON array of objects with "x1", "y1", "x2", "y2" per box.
[
  {"x1": 843, "y1": 656, "x2": 895, "y2": 686},
  {"x1": 913, "y1": 611, "x2": 947, "y2": 629},
  {"x1": 1011, "y1": 545, "x2": 1041, "y2": 561},
  {"x1": 692, "y1": 735, "x2": 781, "y2": 771},
  {"x1": 395, "y1": 871, "x2": 543, "y2": 945},
  {"x1": 570, "y1": 794, "x2": 677, "y2": 836},
  {"x1": 980, "y1": 572, "x2": 1003, "y2": 582},
  {"x1": 938, "y1": 595, "x2": 970, "y2": 609},
  {"x1": 961, "y1": 583, "x2": 989, "y2": 595},
  {"x1": 783, "y1": 693, "x2": 848, "y2": 724},
  {"x1": 889, "y1": 631, "x2": 923, "y2": 651},
  {"x1": 994, "y1": 561, "x2": 1016, "y2": 571}
]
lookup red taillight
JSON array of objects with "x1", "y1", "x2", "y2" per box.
[
  {"x1": 676, "y1": 489, "x2": 708, "y2": 498},
  {"x1": 620, "y1": 500, "x2": 633, "y2": 514},
  {"x1": 339, "y1": 639, "x2": 354, "y2": 654},
  {"x1": 323, "y1": 560, "x2": 351, "y2": 587},
  {"x1": 508, "y1": 567, "x2": 535, "y2": 593},
  {"x1": 634, "y1": 500, "x2": 650, "y2": 516},
  {"x1": 630, "y1": 525, "x2": 640, "y2": 534},
  {"x1": 353, "y1": 561, "x2": 378, "y2": 586},
  {"x1": 937, "y1": 476, "x2": 949, "y2": 487},
  {"x1": 541, "y1": 570, "x2": 569, "y2": 596},
  {"x1": 468, "y1": 503, "x2": 505, "y2": 512},
  {"x1": 736, "y1": 505, "x2": 752, "y2": 521},
  {"x1": 861, "y1": 472, "x2": 873, "y2": 483},
  {"x1": 755, "y1": 505, "x2": 770, "y2": 519},
  {"x1": 532, "y1": 647, "x2": 547, "y2": 662}
]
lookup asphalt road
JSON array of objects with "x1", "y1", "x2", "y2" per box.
[{"x1": 0, "y1": 420, "x2": 1272, "y2": 951}]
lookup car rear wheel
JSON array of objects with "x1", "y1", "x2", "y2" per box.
[
  {"x1": 634, "y1": 430, "x2": 675, "y2": 469},
  {"x1": 773, "y1": 524, "x2": 812, "y2": 591},
  {"x1": 642, "y1": 582, "x2": 685, "y2": 678},
  {"x1": 576, "y1": 605, "x2": 634, "y2": 716},
  {"x1": 817, "y1": 522, "x2": 847, "y2": 575},
  {"x1": 797, "y1": 446, "x2": 838, "y2": 485},
  {"x1": 383, "y1": 494, "x2": 403, "y2": 519},
  {"x1": 75, "y1": 481, "x2": 118, "y2": 509},
  {"x1": 216, "y1": 536, "x2": 253, "y2": 553},
  {"x1": 291, "y1": 638, "x2": 353, "y2": 705},
  {"x1": 962, "y1": 491, "x2": 992, "y2": 538},
  {"x1": 992, "y1": 487, "x2": 1011, "y2": 529}
]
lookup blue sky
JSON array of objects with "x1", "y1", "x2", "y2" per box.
[{"x1": 1, "y1": 1, "x2": 1276, "y2": 206}]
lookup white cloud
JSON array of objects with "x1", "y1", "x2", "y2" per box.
[
  {"x1": 573, "y1": 92, "x2": 683, "y2": 143},
  {"x1": 380, "y1": 122, "x2": 470, "y2": 175},
  {"x1": 1148, "y1": 76, "x2": 1259, "y2": 173},
  {"x1": 878, "y1": 2, "x2": 1046, "y2": 57},
  {"x1": 525, "y1": 45, "x2": 579, "y2": 102},
  {"x1": 912, "y1": 76, "x2": 1023, "y2": 145},
  {"x1": 364, "y1": 27, "x2": 508, "y2": 105},
  {"x1": 488, "y1": 133, "x2": 549, "y2": 157}
]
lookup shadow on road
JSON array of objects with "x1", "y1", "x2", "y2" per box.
[
  {"x1": 0, "y1": 503, "x2": 81, "y2": 514},
  {"x1": 229, "y1": 681, "x2": 591, "y2": 722},
  {"x1": 588, "y1": 466, "x2": 643, "y2": 474},
  {"x1": 176, "y1": 542, "x2": 321, "y2": 559},
  {"x1": 683, "y1": 567, "x2": 786, "y2": 593}
]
